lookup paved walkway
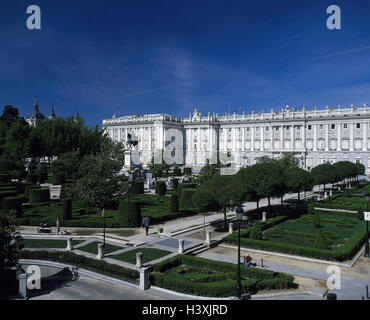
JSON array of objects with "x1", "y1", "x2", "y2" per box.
[{"x1": 198, "y1": 251, "x2": 370, "y2": 300}]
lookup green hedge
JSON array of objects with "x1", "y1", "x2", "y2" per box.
[
  {"x1": 29, "y1": 188, "x2": 50, "y2": 203},
  {"x1": 170, "y1": 195, "x2": 179, "y2": 212},
  {"x1": 0, "y1": 190, "x2": 18, "y2": 208},
  {"x1": 3, "y1": 196, "x2": 23, "y2": 217},
  {"x1": 54, "y1": 172, "x2": 66, "y2": 185},
  {"x1": 172, "y1": 178, "x2": 179, "y2": 190},
  {"x1": 224, "y1": 223, "x2": 366, "y2": 262},
  {"x1": 180, "y1": 188, "x2": 196, "y2": 209},
  {"x1": 62, "y1": 198, "x2": 72, "y2": 220},
  {"x1": 27, "y1": 173, "x2": 39, "y2": 184},
  {"x1": 183, "y1": 167, "x2": 192, "y2": 175},
  {"x1": 24, "y1": 185, "x2": 41, "y2": 197},
  {"x1": 115, "y1": 200, "x2": 142, "y2": 227},
  {"x1": 60, "y1": 183, "x2": 73, "y2": 200},
  {"x1": 151, "y1": 255, "x2": 294, "y2": 297},
  {"x1": 173, "y1": 168, "x2": 182, "y2": 176},
  {"x1": 0, "y1": 174, "x2": 12, "y2": 183},
  {"x1": 156, "y1": 181, "x2": 167, "y2": 196},
  {"x1": 19, "y1": 250, "x2": 139, "y2": 283},
  {"x1": 131, "y1": 181, "x2": 144, "y2": 194}
]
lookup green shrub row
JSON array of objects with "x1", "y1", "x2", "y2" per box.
[
  {"x1": 223, "y1": 224, "x2": 367, "y2": 261},
  {"x1": 19, "y1": 250, "x2": 139, "y2": 282},
  {"x1": 151, "y1": 255, "x2": 294, "y2": 297},
  {"x1": 115, "y1": 200, "x2": 142, "y2": 227},
  {"x1": 29, "y1": 188, "x2": 50, "y2": 203}
]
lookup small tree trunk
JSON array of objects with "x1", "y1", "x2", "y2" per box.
[
  {"x1": 268, "y1": 196, "x2": 271, "y2": 207},
  {"x1": 280, "y1": 196, "x2": 283, "y2": 207},
  {"x1": 298, "y1": 192, "x2": 300, "y2": 201},
  {"x1": 256, "y1": 201, "x2": 259, "y2": 210}
]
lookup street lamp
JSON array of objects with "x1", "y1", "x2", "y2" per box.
[
  {"x1": 102, "y1": 208, "x2": 106, "y2": 247},
  {"x1": 235, "y1": 206, "x2": 244, "y2": 300},
  {"x1": 365, "y1": 193, "x2": 369, "y2": 258}
]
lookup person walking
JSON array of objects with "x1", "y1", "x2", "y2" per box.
[{"x1": 142, "y1": 216, "x2": 150, "y2": 236}]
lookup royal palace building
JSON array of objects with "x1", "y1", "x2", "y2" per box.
[{"x1": 102, "y1": 105, "x2": 370, "y2": 173}]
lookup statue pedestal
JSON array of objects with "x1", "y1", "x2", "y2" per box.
[{"x1": 125, "y1": 150, "x2": 134, "y2": 170}]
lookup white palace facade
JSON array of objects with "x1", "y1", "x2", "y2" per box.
[{"x1": 102, "y1": 105, "x2": 370, "y2": 173}]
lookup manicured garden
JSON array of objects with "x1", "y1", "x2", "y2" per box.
[
  {"x1": 76, "y1": 241, "x2": 124, "y2": 255},
  {"x1": 111, "y1": 247, "x2": 172, "y2": 264},
  {"x1": 150, "y1": 255, "x2": 295, "y2": 297},
  {"x1": 224, "y1": 211, "x2": 367, "y2": 261},
  {"x1": 21, "y1": 238, "x2": 83, "y2": 249},
  {"x1": 314, "y1": 183, "x2": 370, "y2": 212},
  {"x1": 19, "y1": 250, "x2": 140, "y2": 284}
]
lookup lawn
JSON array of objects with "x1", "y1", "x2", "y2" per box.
[
  {"x1": 77, "y1": 241, "x2": 124, "y2": 255},
  {"x1": 110, "y1": 247, "x2": 172, "y2": 264},
  {"x1": 150, "y1": 255, "x2": 295, "y2": 297},
  {"x1": 21, "y1": 239, "x2": 83, "y2": 249},
  {"x1": 224, "y1": 211, "x2": 367, "y2": 261}
]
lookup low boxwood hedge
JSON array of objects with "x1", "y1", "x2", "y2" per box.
[
  {"x1": 29, "y1": 188, "x2": 50, "y2": 203},
  {"x1": 0, "y1": 174, "x2": 12, "y2": 183},
  {"x1": 19, "y1": 250, "x2": 139, "y2": 283},
  {"x1": 151, "y1": 255, "x2": 294, "y2": 297}
]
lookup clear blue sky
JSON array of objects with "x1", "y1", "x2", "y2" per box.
[{"x1": 1, "y1": 0, "x2": 370, "y2": 126}]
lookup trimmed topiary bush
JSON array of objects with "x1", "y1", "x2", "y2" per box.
[
  {"x1": 27, "y1": 173, "x2": 38, "y2": 184},
  {"x1": 60, "y1": 184, "x2": 73, "y2": 200},
  {"x1": 250, "y1": 221, "x2": 262, "y2": 240},
  {"x1": 312, "y1": 212, "x2": 321, "y2": 228},
  {"x1": 170, "y1": 195, "x2": 179, "y2": 212},
  {"x1": 62, "y1": 198, "x2": 72, "y2": 220},
  {"x1": 314, "y1": 231, "x2": 329, "y2": 249},
  {"x1": 180, "y1": 188, "x2": 196, "y2": 209},
  {"x1": 183, "y1": 167, "x2": 192, "y2": 175},
  {"x1": 131, "y1": 181, "x2": 144, "y2": 195},
  {"x1": 0, "y1": 190, "x2": 18, "y2": 209},
  {"x1": 172, "y1": 178, "x2": 179, "y2": 190},
  {"x1": 24, "y1": 185, "x2": 40, "y2": 197},
  {"x1": 178, "y1": 182, "x2": 196, "y2": 198},
  {"x1": 29, "y1": 188, "x2": 50, "y2": 203},
  {"x1": 173, "y1": 168, "x2": 182, "y2": 176},
  {"x1": 37, "y1": 170, "x2": 48, "y2": 184},
  {"x1": 54, "y1": 172, "x2": 66, "y2": 185},
  {"x1": 115, "y1": 200, "x2": 142, "y2": 227},
  {"x1": 0, "y1": 174, "x2": 12, "y2": 183},
  {"x1": 3, "y1": 196, "x2": 23, "y2": 217},
  {"x1": 157, "y1": 181, "x2": 167, "y2": 196}
]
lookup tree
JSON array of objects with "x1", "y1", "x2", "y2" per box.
[
  {"x1": 0, "y1": 105, "x2": 19, "y2": 127},
  {"x1": 237, "y1": 162, "x2": 285, "y2": 209},
  {"x1": 333, "y1": 161, "x2": 357, "y2": 188},
  {"x1": 192, "y1": 190, "x2": 215, "y2": 231},
  {"x1": 50, "y1": 151, "x2": 81, "y2": 179},
  {"x1": 72, "y1": 139, "x2": 128, "y2": 211},
  {"x1": 196, "y1": 175, "x2": 244, "y2": 229},
  {"x1": 0, "y1": 210, "x2": 23, "y2": 298},
  {"x1": 355, "y1": 162, "x2": 365, "y2": 182},
  {"x1": 311, "y1": 163, "x2": 340, "y2": 190},
  {"x1": 284, "y1": 167, "x2": 313, "y2": 200},
  {"x1": 197, "y1": 159, "x2": 220, "y2": 185}
]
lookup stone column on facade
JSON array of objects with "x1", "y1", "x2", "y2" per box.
[
  {"x1": 302, "y1": 124, "x2": 306, "y2": 150},
  {"x1": 280, "y1": 126, "x2": 284, "y2": 150},
  {"x1": 224, "y1": 128, "x2": 227, "y2": 151},
  {"x1": 349, "y1": 123, "x2": 354, "y2": 151},
  {"x1": 313, "y1": 124, "x2": 317, "y2": 151},
  {"x1": 140, "y1": 127, "x2": 144, "y2": 151},
  {"x1": 261, "y1": 126, "x2": 264, "y2": 151},
  {"x1": 242, "y1": 127, "x2": 245, "y2": 151},
  {"x1": 233, "y1": 127, "x2": 236, "y2": 152},
  {"x1": 291, "y1": 125, "x2": 294, "y2": 150},
  {"x1": 251, "y1": 127, "x2": 255, "y2": 151},
  {"x1": 325, "y1": 124, "x2": 329, "y2": 151},
  {"x1": 337, "y1": 123, "x2": 342, "y2": 151},
  {"x1": 362, "y1": 122, "x2": 367, "y2": 151}
]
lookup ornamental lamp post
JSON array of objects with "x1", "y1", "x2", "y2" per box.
[
  {"x1": 235, "y1": 206, "x2": 244, "y2": 300},
  {"x1": 102, "y1": 208, "x2": 106, "y2": 247},
  {"x1": 365, "y1": 193, "x2": 369, "y2": 258}
]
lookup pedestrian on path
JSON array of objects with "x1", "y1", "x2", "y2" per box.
[{"x1": 142, "y1": 216, "x2": 150, "y2": 236}]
